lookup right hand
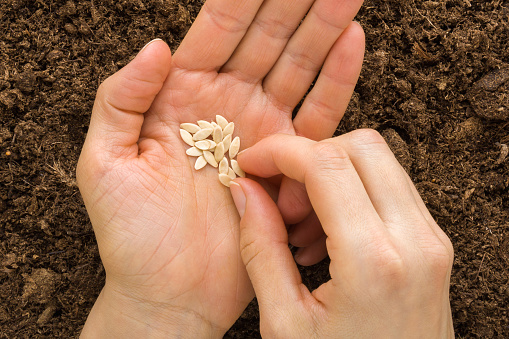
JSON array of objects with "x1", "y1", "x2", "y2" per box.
[{"x1": 231, "y1": 130, "x2": 455, "y2": 338}]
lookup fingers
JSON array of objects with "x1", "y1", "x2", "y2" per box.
[
  {"x1": 277, "y1": 177, "x2": 313, "y2": 224},
  {"x1": 338, "y1": 130, "x2": 435, "y2": 238},
  {"x1": 294, "y1": 234, "x2": 328, "y2": 266},
  {"x1": 86, "y1": 39, "x2": 172, "y2": 159},
  {"x1": 173, "y1": 0, "x2": 263, "y2": 71},
  {"x1": 220, "y1": 0, "x2": 313, "y2": 81},
  {"x1": 278, "y1": 24, "x2": 367, "y2": 227},
  {"x1": 263, "y1": 0, "x2": 364, "y2": 110},
  {"x1": 288, "y1": 211, "x2": 324, "y2": 248},
  {"x1": 290, "y1": 211, "x2": 329, "y2": 266},
  {"x1": 230, "y1": 179, "x2": 308, "y2": 310},
  {"x1": 237, "y1": 134, "x2": 383, "y2": 249},
  {"x1": 293, "y1": 22, "x2": 365, "y2": 140},
  {"x1": 404, "y1": 174, "x2": 455, "y2": 257}
]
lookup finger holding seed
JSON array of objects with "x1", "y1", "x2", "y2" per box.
[
  {"x1": 227, "y1": 167, "x2": 236, "y2": 180},
  {"x1": 231, "y1": 159, "x2": 246, "y2": 178},
  {"x1": 219, "y1": 173, "x2": 233, "y2": 187}
]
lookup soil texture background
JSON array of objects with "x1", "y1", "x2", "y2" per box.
[{"x1": 0, "y1": 0, "x2": 508, "y2": 337}]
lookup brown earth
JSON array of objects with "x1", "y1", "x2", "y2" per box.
[{"x1": 0, "y1": 0, "x2": 508, "y2": 337}]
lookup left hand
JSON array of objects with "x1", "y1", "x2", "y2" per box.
[{"x1": 78, "y1": 0, "x2": 364, "y2": 337}]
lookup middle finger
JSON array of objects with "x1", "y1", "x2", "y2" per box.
[
  {"x1": 263, "y1": 0, "x2": 364, "y2": 108},
  {"x1": 237, "y1": 134, "x2": 384, "y2": 251},
  {"x1": 221, "y1": 0, "x2": 314, "y2": 81}
]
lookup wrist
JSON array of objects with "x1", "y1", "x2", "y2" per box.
[{"x1": 80, "y1": 282, "x2": 226, "y2": 338}]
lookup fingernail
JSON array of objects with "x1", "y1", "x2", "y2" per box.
[
  {"x1": 230, "y1": 181, "x2": 246, "y2": 218},
  {"x1": 294, "y1": 249, "x2": 303, "y2": 263},
  {"x1": 139, "y1": 38, "x2": 163, "y2": 53},
  {"x1": 237, "y1": 147, "x2": 249, "y2": 157}
]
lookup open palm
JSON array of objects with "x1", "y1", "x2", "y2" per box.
[{"x1": 78, "y1": 0, "x2": 364, "y2": 336}]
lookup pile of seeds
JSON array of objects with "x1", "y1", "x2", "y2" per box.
[{"x1": 180, "y1": 115, "x2": 246, "y2": 187}]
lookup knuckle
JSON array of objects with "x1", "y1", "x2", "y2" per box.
[
  {"x1": 436, "y1": 225, "x2": 455, "y2": 263},
  {"x1": 75, "y1": 156, "x2": 86, "y2": 188},
  {"x1": 311, "y1": 141, "x2": 351, "y2": 173},
  {"x1": 421, "y1": 239, "x2": 454, "y2": 280},
  {"x1": 287, "y1": 47, "x2": 321, "y2": 73},
  {"x1": 254, "y1": 15, "x2": 294, "y2": 40},
  {"x1": 76, "y1": 148, "x2": 111, "y2": 188},
  {"x1": 371, "y1": 245, "x2": 407, "y2": 286},
  {"x1": 344, "y1": 129, "x2": 395, "y2": 162},
  {"x1": 348, "y1": 128, "x2": 387, "y2": 148},
  {"x1": 96, "y1": 78, "x2": 111, "y2": 98},
  {"x1": 362, "y1": 236, "x2": 408, "y2": 288},
  {"x1": 203, "y1": 1, "x2": 248, "y2": 34}
]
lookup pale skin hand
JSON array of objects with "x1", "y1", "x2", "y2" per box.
[
  {"x1": 77, "y1": 0, "x2": 365, "y2": 337},
  {"x1": 232, "y1": 130, "x2": 455, "y2": 338}
]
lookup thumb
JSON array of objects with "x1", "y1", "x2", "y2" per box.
[
  {"x1": 230, "y1": 179, "x2": 308, "y2": 314},
  {"x1": 86, "y1": 38, "x2": 172, "y2": 158}
]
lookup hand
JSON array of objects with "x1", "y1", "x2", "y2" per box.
[
  {"x1": 77, "y1": 0, "x2": 365, "y2": 337},
  {"x1": 231, "y1": 130, "x2": 455, "y2": 338}
]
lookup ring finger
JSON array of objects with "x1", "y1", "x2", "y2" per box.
[{"x1": 263, "y1": 0, "x2": 364, "y2": 109}]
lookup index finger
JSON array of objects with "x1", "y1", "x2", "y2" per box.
[{"x1": 237, "y1": 134, "x2": 383, "y2": 248}]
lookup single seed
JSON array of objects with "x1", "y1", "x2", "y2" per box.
[
  {"x1": 231, "y1": 159, "x2": 246, "y2": 178},
  {"x1": 216, "y1": 115, "x2": 229, "y2": 129},
  {"x1": 195, "y1": 140, "x2": 216, "y2": 150},
  {"x1": 214, "y1": 142, "x2": 225, "y2": 162},
  {"x1": 180, "y1": 123, "x2": 201, "y2": 134},
  {"x1": 203, "y1": 151, "x2": 218, "y2": 167},
  {"x1": 219, "y1": 157, "x2": 228, "y2": 174},
  {"x1": 193, "y1": 128, "x2": 213, "y2": 141},
  {"x1": 223, "y1": 122, "x2": 234, "y2": 137},
  {"x1": 229, "y1": 136, "x2": 240, "y2": 158},
  {"x1": 195, "y1": 156, "x2": 207, "y2": 170},
  {"x1": 223, "y1": 134, "x2": 232, "y2": 151},
  {"x1": 213, "y1": 125, "x2": 223, "y2": 144},
  {"x1": 218, "y1": 173, "x2": 232, "y2": 187},
  {"x1": 197, "y1": 120, "x2": 213, "y2": 129},
  {"x1": 227, "y1": 167, "x2": 236, "y2": 180},
  {"x1": 180, "y1": 129, "x2": 194, "y2": 146},
  {"x1": 186, "y1": 147, "x2": 203, "y2": 157},
  {"x1": 207, "y1": 140, "x2": 217, "y2": 150}
]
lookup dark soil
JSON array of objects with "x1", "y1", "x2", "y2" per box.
[{"x1": 1, "y1": 0, "x2": 508, "y2": 337}]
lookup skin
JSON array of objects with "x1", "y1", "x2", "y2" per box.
[
  {"x1": 232, "y1": 132, "x2": 455, "y2": 338},
  {"x1": 77, "y1": 0, "x2": 364, "y2": 337}
]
